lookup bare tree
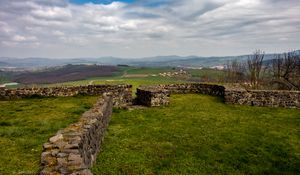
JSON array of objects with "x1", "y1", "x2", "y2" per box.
[
  {"x1": 270, "y1": 51, "x2": 300, "y2": 90},
  {"x1": 225, "y1": 60, "x2": 245, "y2": 83},
  {"x1": 247, "y1": 50, "x2": 265, "y2": 88},
  {"x1": 271, "y1": 54, "x2": 283, "y2": 80}
]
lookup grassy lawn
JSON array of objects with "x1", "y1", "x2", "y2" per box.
[
  {"x1": 125, "y1": 67, "x2": 175, "y2": 75},
  {"x1": 0, "y1": 96, "x2": 97, "y2": 174},
  {"x1": 92, "y1": 94, "x2": 300, "y2": 175}
]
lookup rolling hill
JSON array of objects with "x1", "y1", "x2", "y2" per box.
[{"x1": 1, "y1": 50, "x2": 299, "y2": 68}]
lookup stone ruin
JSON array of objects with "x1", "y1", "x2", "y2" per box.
[
  {"x1": 136, "y1": 83, "x2": 300, "y2": 108},
  {"x1": 0, "y1": 83, "x2": 299, "y2": 174},
  {"x1": 0, "y1": 84, "x2": 132, "y2": 107}
]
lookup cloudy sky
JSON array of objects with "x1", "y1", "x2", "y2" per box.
[{"x1": 0, "y1": 0, "x2": 299, "y2": 58}]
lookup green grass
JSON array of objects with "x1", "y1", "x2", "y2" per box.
[
  {"x1": 92, "y1": 94, "x2": 300, "y2": 175},
  {"x1": 0, "y1": 96, "x2": 97, "y2": 174},
  {"x1": 187, "y1": 68, "x2": 225, "y2": 82},
  {"x1": 125, "y1": 67, "x2": 175, "y2": 75}
]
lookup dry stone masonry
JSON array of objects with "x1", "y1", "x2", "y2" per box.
[
  {"x1": 40, "y1": 94, "x2": 113, "y2": 175},
  {"x1": 154, "y1": 83, "x2": 225, "y2": 95},
  {"x1": 225, "y1": 89, "x2": 300, "y2": 108},
  {"x1": 136, "y1": 83, "x2": 300, "y2": 108},
  {"x1": 136, "y1": 87, "x2": 170, "y2": 107},
  {"x1": 136, "y1": 83, "x2": 225, "y2": 107},
  {"x1": 0, "y1": 85, "x2": 132, "y2": 107}
]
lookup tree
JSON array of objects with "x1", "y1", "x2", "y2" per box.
[
  {"x1": 270, "y1": 51, "x2": 300, "y2": 90},
  {"x1": 225, "y1": 60, "x2": 245, "y2": 83},
  {"x1": 247, "y1": 50, "x2": 265, "y2": 88}
]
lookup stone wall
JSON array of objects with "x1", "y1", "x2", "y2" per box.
[
  {"x1": 156, "y1": 83, "x2": 225, "y2": 96},
  {"x1": 136, "y1": 83, "x2": 225, "y2": 107},
  {"x1": 225, "y1": 89, "x2": 300, "y2": 108},
  {"x1": 0, "y1": 85, "x2": 132, "y2": 107},
  {"x1": 40, "y1": 94, "x2": 113, "y2": 175},
  {"x1": 136, "y1": 83, "x2": 300, "y2": 108},
  {"x1": 136, "y1": 87, "x2": 170, "y2": 107}
]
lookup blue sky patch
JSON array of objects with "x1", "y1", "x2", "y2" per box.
[{"x1": 70, "y1": 0, "x2": 135, "y2": 5}]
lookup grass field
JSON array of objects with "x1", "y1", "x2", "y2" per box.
[
  {"x1": 48, "y1": 76, "x2": 186, "y2": 95},
  {"x1": 125, "y1": 67, "x2": 175, "y2": 75},
  {"x1": 43, "y1": 67, "x2": 223, "y2": 90},
  {"x1": 5, "y1": 66, "x2": 226, "y2": 89},
  {"x1": 0, "y1": 96, "x2": 97, "y2": 174},
  {"x1": 187, "y1": 68, "x2": 225, "y2": 82},
  {"x1": 92, "y1": 94, "x2": 300, "y2": 175}
]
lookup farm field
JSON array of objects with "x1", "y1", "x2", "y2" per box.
[
  {"x1": 92, "y1": 94, "x2": 300, "y2": 175},
  {"x1": 0, "y1": 96, "x2": 97, "y2": 174},
  {"x1": 1, "y1": 66, "x2": 226, "y2": 89},
  {"x1": 187, "y1": 68, "x2": 225, "y2": 82},
  {"x1": 43, "y1": 67, "x2": 225, "y2": 93},
  {"x1": 48, "y1": 76, "x2": 187, "y2": 95}
]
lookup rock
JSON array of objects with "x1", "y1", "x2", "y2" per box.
[
  {"x1": 70, "y1": 169, "x2": 93, "y2": 175},
  {"x1": 49, "y1": 134, "x2": 63, "y2": 143}
]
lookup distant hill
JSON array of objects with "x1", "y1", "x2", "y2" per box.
[
  {"x1": 1, "y1": 50, "x2": 299, "y2": 68},
  {"x1": 13, "y1": 64, "x2": 118, "y2": 84},
  {"x1": 0, "y1": 61, "x2": 10, "y2": 67}
]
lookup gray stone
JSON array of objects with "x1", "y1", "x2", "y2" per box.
[{"x1": 49, "y1": 134, "x2": 63, "y2": 143}]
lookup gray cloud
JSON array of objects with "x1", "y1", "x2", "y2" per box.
[{"x1": 0, "y1": 0, "x2": 299, "y2": 58}]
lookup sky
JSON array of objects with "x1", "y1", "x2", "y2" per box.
[{"x1": 0, "y1": 0, "x2": 299, "y2": 58}]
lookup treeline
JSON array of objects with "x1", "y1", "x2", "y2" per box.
[{"x1": 225, "y1": 50, "x2": 300, "y2": 90}]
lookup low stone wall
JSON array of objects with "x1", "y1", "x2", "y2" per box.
[
  {"x1": 225, "y1": 89, "x2": 300, "y2": 108},
  {"x1": 0, "y1": 85, "x2": 132, "y2": 107},
  {"x1": 136, "y1": 87, "x2": 170, "y2": 107},
  {"x1": 40, "y1": 94, "x2": 113, "y2": 175},
  {"x1": 154, "y1": 83, "x2": 225, "y2": 96},
  {"x1": 136, "y1": 83, "x2": 300, "y2": 108},
  {"x1": 136, "y1": 83, "x2": 225, "y2": 107}
]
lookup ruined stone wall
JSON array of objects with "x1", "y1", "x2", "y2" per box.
[
  {"x1": 136, "y1": 83, "x2": 225, "y2": 107},
  {"x1": 136, "y1": 83, "x2": 300, "y2": 108},
  {"x1": 40, "y1": 94, "x2": 113, "y2": 175},
  {"x1": 156, "y1": 83, "x2": 225, "y2": 96},
  {"x1": 225, "y1": 89, "x2": 300, "y2": 108},
  {"x1": 136, "y1": 87, "x2": 170, "y2": 107},
  {"x1": 0, "y1": 85, "x2": 132, "y2": 107}
]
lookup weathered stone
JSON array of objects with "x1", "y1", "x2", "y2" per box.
[
  {"x1": 43, "y1": 143, "x2": 54, "y2": 149},
  {"x1": 68, "y1": 154, "x2": 82, "y2": 161},
  {"x1": 62, "y1": 149, "x2": 80, "y2": 154},
  {"x1": 57, "y1": 152, "x2": 68, "y2": 158},
  {"x1": 70, "y1": 169, "x2": 93, "y2": 175},
  {"x1": 58, "y1": 166, "x2": 70, "y2": 174},
  {"x1": 49, "y1": 134, "x2": 63, "y2": 143},
  {"x1": 51, "y1": 150, "x2": 59, "y2": 156},
  {"x1": 64, "y1": 143, "x2": 80, "y2": 149},
  {"x1": 41, "y1": 152, "x2": 57, "y2": 166},
  {"x1": 57, "y1": 157, "x2": 67, "y2": 166}
]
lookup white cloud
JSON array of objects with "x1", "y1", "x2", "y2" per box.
[
  {"x1": 0, "y1": 0, "x2": 299, "y2": 58},
  {"x1": 31, "y1": 6, "x2": 72, "y2": 21},
  {"x1": 52, "y1": 30, "x2": 65, "y2": 36}
]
